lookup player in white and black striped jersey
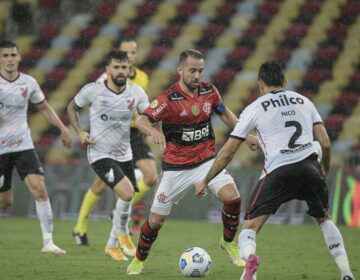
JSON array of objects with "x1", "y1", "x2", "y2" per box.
[{"x1": 196, "y1": 61, "x2": 355, "y2": 280}]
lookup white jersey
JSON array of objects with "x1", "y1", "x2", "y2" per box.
[
  {"x1": 74, "y1": 80, "x2": 149, "y2": 164},
  {"x1": 231, "y1": 90, "x2": 323, "y2": 178},
  {"x1": 0, "y1": 73, "x2": 45, "y2": 155}
]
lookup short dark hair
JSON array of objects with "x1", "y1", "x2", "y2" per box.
[
  {"x1": 258, "y1": 61, "x2": 285, "y2": 87},
  {"x1": 178, "y1": 49, "x2": 204, "y2": 65},
  {"x1": 118, "y1": 37, "x2": 136, "y2": 45},
  {"x1": 106, "y1": 50, "x2": 128, "y2": 65},
  {"x1": 0, "y1": 40, "x2": 17, "y2": 50}
]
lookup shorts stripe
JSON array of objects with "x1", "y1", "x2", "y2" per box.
[{"x1": 248, "y1": 174, "x2": 267, "y2": 219}]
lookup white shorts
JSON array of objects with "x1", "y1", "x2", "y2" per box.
[{"x1": 150, "y1": 159, "x2": 235, "y2": 216}]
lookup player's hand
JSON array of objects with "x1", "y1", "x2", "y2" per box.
[
  {"x1": 195, "y1": 179, "x2": 208, "y2": 197},
  {"x1": 61, "y1": 127, "x2": 72, "y2": 148},
  {"x1": 79, "y1": 131, "x2": 95, "y2": 145},
  {"x1": 245, "y1": 134, "x2": 260, "y2": 151},
  {"x1": 150, "y1": 130, "x2": 166, "y2": 150}
]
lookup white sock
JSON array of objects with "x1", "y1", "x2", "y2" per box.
[
  {"x1": 35, "y1": 199, "x2": 53, "y2": 246},
  {"x1": 238, "y1": 229, "x2": 256, "y2": 261},
  {"x1": 320, "y1": 220, "x2": 352, "y2": 275},
  {"x1": 134, "y1": 169, "x2": 143, "y2": 181},
  {"x1": 107, "y1": 198, "x2": 131, "y2": 248}
]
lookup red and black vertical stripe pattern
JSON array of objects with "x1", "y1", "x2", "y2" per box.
[
  {"x1": 222, "y1": 197, "x2": 241, "y2": 242},
  {"x1": 136, "y1": 219, "x2": 159, "y2": 261}
]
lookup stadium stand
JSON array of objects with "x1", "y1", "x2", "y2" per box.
[{"x1": 2, "y1": 0, "x2": 359, "y2": 168}]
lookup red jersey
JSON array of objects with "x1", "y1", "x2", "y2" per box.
[{"x1": 144, "y1": 82, "x2": 226, "y2": 170}]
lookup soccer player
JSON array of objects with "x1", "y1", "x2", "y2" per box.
[
  {"x1": 195, "y1": 61, "x2": 355, "y2": 280},
  {"x1": 67, "y1": 50, "x2": 159, "y2": 261},
  {"x1": 72, "y1": 38, "x2": 157, "y2": 245},
  {"x1": 0, "y1": 39, "x2": 71, "y2": 254},
  {"x1": 126, "y1": 49, "x2": 259, "y2": 275}
]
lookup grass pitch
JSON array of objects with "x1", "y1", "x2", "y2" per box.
[{"x1": 0, "y1": 217, "x2": 358, "y2": 280}]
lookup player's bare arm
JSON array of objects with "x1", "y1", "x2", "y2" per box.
[
  {"x1": 218, "y1": 107, "x2": 260, "y2": 151},
  {"x1": 313, "y1": 123, "x2": 331, "y2": 175},
  {"x1": 195, "y1": 137, "x2": 242, "y2": 197},
  {"x1": 67, "y1": 100, "x2": 95, "y2": 145},
  {"x1": 136, "y1": 115, "x2": 166, "y2": 150},
  {"x1": 36, "y1": 100, "x2": 72, "y2": 148},
  {"x1": 218, "y1": 106, "x2": 237, "y2": 128}
]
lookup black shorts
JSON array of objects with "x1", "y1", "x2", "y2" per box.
[
  {"x1": 91, "y1": 158, "x2": 138, "y2": 192},
  {"x1": 245, "y1": 154, "x2": 329, "y2": 220},
  {"x1": 130, "y1": 127, "x2": 154, "y2": 163},
  {"x1": 0, "y1": 149, "x2": 43, "y2": 192}
]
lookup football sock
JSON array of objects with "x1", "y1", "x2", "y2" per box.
[
  {"x1": 35, "y1": 199, "x2": 53, "y2": 246},
  {"x1": 74, "y1": 189, "x2": 100, "y2": 233},
  {"x1": 238, "y1": 229, "x2": 256, "y2": 260},
  {"x1": 136, "y1": 219, "x2": 159, "y2": 261},
  {"x1": 115, "y1": 198, "x2": 132, "y2": 236},
  {"x1": 133, "y1": 179, "x2": 151, "y2": 204},
  {"x1": 320, "y1": 220, "x2": 352, "y2": 274},
  {"x1": 222, "y1": 197, "x2": 241, "y2": 242}
]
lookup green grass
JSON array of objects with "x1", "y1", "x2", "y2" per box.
[{"x1": 0, "y1": 217, "x2": 359, "y2": 280}]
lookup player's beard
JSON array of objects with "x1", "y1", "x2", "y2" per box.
[
  {"x1": 111, "y1": 74, "x2": 127, "y2": 87},
  {"x1": 184, "y1": 79, "x2": 200, "y2": 91}
]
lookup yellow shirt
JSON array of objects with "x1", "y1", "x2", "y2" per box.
[{"x1": 129, "y1": 67, "x2": 149, "y2": 127}]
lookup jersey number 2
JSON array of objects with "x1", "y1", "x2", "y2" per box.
[{"x1": 285, "y1": 121, "x2": 302, "y2": 148}]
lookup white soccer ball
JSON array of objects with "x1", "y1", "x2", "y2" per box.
[{"x1": 179, "y1": 247, "x2": 212, "y2": 277}]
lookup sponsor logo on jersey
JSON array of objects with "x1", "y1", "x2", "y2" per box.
[
  {"x1": 150, "y1": 99, "x2": 159, "y2": 108},
  {"x1": 0, "y1": 137, "x2": 23, "y2": 148},
  {"x1": 191, "y1": 105, "x2": 200, "y2": 116},
  {"x1": 0, "y1": 103, "x2": 25, "y2": 110},
  {"x1": 203, "y1": 102, "x2": 211, "y2": 115},
  {"x1": 180, "y1": 110, "x2": 188, "y2": 117},
  {"x1": 151, "y1": 102, "x2": 168, "y2": 117},
  {"x1": 101, "y1": 113, "x2": 131, "y2": 122},
  {"x1": 101, "y1": 114, "x2": 109, "y2": 121},
  {"x1": 261, "y1": 95, "x2": 304, "y2": 112},
  {"x1": 181, "y1": 125, "x2": 210, "y2": 142},
  {"x1": 199, "y1": 87, "x2": 213, "y2": 95},
  {"x1": 168, "y1": 92, "x2": 185, "y2": 101},
  {"x1": 280, "y1": 142, "x2": 311, "y2": 154}
]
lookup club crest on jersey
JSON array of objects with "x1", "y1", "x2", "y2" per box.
[
  {"x1": 203, "y1": 102, "x2": 211, "y2": 115},
  {"x1": 127, "y1": 98, "x2": 135, "y2": 110},
  {"x1": 191, "y1": 105, "x2": 200, "y2": 116},
  {"x1": 21, "y1": 87, "x2": 28, "y2": 98},
  {"x1": 150, "y1": 100, "x2": 158, "y2": 108}
]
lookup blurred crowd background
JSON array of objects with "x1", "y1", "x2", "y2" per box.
[{"x1": 1, "y1": 0, "x2": 360, "y2": 172}]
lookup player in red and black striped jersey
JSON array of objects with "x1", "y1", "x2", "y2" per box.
[
  {"x1": 127, "y1": 49, "x2": 260, "y2": 275},
  {"x1": 145, "y1": 80, "x2": 223, "y2": 169}
]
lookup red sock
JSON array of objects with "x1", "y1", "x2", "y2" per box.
[
  {"x1": 136, "y1": 219, "x2": 159, "y2": 261},
  {"x1": 222, "y1": 197, "x2": 241, "y2": 242}
]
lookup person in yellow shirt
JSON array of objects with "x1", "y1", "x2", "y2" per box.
[{"x1": 72, "y1": 38, "x2": 158, "y2": 246}]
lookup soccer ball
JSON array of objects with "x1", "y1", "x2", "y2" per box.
[{"x1": 179, "y1": 247, "x2": 212, "y2": 277}]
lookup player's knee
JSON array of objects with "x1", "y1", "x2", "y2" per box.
[
  {"x1": 143, "y1": 173, "x2": 158, "y2": 187},
  {"x1": 219, "y1": 184, "x2": 240, "y2": 202},
  {"x1": 148, "y1": 215, "x2": 165, "y2": 231},
  {"x1": 91, "y1": 180, "x2": 106, "y2": 195}
]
